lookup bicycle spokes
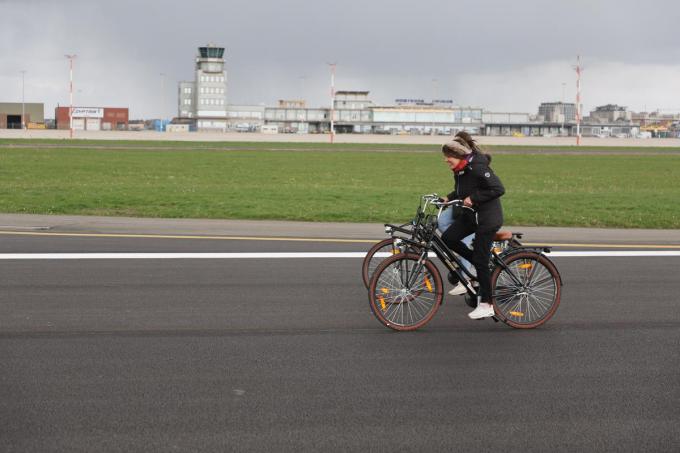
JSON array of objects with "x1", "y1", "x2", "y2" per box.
[
  {"x1": 369, "y1": 254, "x2": 442, "y2": 330},
  {"x1": 492, "y1": 253, "x2": 561, "y2": 327}
]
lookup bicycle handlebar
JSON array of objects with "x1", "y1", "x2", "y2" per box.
[{"x1": 422, "y1": 194, "x2": 476, "y2": 212}]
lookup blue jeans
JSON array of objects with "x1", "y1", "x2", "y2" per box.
[{"x1": 437, "y1": 208, "x2": 475, "y2": 275}]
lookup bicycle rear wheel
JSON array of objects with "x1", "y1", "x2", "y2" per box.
[
  {"x1": 368, "y1": 253, "x2": 443, "y2": 331},
  {"x1": 362, "y1": 237, "x2": 406, "y2": 288},
  {"x1": 491, "y1": 251, "x2": 562, "y2": 329}
]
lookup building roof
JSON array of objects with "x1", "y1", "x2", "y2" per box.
[{"x1": 594, "y1": 104, "x2": 627, "y2": 111}]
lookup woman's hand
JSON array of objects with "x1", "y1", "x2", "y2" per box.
[
  {"x1": 463, "y1": 196, "x2": 473, "y2": 207},
  {"x1": 442, "y1": 196, "x2": 449, "y2": 203}
]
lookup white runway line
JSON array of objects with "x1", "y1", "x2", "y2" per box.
[
  {"x1": 0, "y1": 251, "x2": 680, "y2": 260},
  {"x1": 373, "y1": 251, "x2": 680, "y2": 258},
  {"x1": 549, "y1": 251, "x2": 680, "y2": 257},
  {"x1": 0, "y1": 253, "x2": 367, "y2": 260}
]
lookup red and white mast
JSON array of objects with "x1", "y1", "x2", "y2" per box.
[
  {"x1": 65, "y1": 54, "x2": 77, "y2": 139},
  {"x1": 328, "y1": 62, "x2": 336, "y2": 144},
  {"x1": 574, "y1": 55, "x2": 582, "y2": 146}
]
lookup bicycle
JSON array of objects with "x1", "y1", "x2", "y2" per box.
[
  {"x1": 367, "y1": 194, "x2": 563, "y2": 331},
  {"x1": 361, "y1": 194, "x2": 522, "y2": 292}
]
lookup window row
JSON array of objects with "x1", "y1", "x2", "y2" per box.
[
  {"x1": 200, "y1": 75, "x2": 224, "y2": 83},
  {"x1": 200, "y1": 87, "x2": 224, "y2": 94},
  {"x1": 200, "y1": 99, "x2": 225, "y2": 105},
  {"x1": 226, "y1": 111, "x2": 263, "y2": 119}
]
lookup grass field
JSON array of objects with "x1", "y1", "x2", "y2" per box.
[{"x1": 1, "y1": 141, "x2": 679, "y2": 228}]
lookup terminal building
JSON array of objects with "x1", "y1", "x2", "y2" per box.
[
  {"x1": 258, "y1": 93, "x2": 485, "y2": 135},
  {"x1": 176, "y1": 46, "x2": 485, "y2": 135},
  {"x1": 262, "y1": 99, "x2": 327, "y2": 134},
  {"x1": 173, "y1": 44, "x2": 663, "y2": 138},
  {"x1": 369, "y1": 103, "x2": 483, "y2": 135}
]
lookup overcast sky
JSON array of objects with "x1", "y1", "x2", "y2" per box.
[{"x1": 1, "y1": 0, "x2": 679, "y2": 119}]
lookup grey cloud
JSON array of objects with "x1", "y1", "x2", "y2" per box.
[{"x1": 1, "y1": 0, "x2": 679, "y2": 118}]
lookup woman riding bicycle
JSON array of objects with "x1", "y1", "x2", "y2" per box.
[{"x1": 441, "y1": 132, "x2": 505, "y2": 320}]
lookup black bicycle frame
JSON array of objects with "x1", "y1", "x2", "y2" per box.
[
  {"x1": 427, "y1": 233, "x2": 480, "y2": 296},
  {"x1": 384, "y1": 223, "x2": 414, "y2": 237},
  {"x1": 391, "y1": 196, "x2": 552, "y2": 296},
  {"x1": 397, "y1": 231, "x2": 478, "y2": 297},
  {"x1": 400, "y1": 230, "x2": 547, "y2": 298}
]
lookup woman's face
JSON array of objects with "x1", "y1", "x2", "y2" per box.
[{"x1": 444, "y1": 155, "x2": 461, "y2": 172}]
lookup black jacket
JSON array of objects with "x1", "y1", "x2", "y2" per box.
[{"x1": 446, "y1": 152, "x2": 505, "y2": 228}]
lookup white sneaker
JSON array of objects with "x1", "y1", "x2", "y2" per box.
[
  {"x1": 468, "y1": 302, "x2": 495, "y2": 320},
  {"x1": 448, "y1": 283, "x2": 467, "y2": 296}
]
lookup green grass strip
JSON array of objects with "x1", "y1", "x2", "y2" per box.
[{"x1": 1, "y1": 146, "x2": 679, "y2": 228}]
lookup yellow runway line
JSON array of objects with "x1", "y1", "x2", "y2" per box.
[
  {"x1": 0, "y1": 230, "x2": 678, "y2": 249},
  {"x1": 0, "y1": 231, "x2": 378, "y2": 244},
  {"x1": 0, "y1": 230, "x2": 376, "y2": 244}
]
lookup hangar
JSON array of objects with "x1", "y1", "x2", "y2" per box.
[{"x1": 0, "y1": 102, "x2": 44, "y2": 129}]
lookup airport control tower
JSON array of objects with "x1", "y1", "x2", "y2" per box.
[{"x1": 178, "y1": 44, "x2": 228, "y2": 130}]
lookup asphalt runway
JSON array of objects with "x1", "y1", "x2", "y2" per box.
[{"x1": 1, "y1": 234, "x2": 679, "y2": 452}]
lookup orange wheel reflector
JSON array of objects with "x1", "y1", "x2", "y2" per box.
[
  {"x1": 392, "y1": 248, "x2": 401, "y2": 255},
  {"x1": 380, "y1": 287, "x2": 390, "y2": 294},
  {"x1": 509, "y1": 311, "x2": 525, "y2": 317},
  {"x1": 424, "y1": 277, "x2": 433, "y2": 292},
  {"x1": 518, "y1": 263, "x2": 533, "y2": 269},
  {"x1": 379, "y1": 296, "x2": 387, "y2": 311},
  {"x1": 493, "y1": 247, "x2": 502, "y2": 253}
]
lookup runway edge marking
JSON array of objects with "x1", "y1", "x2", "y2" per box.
[
  {"x1": 0, "y1": 230, "x2": 679, "y2": 249},
  {"x1": 1, "y1": 251, "x2": 680, "y2": 259}
]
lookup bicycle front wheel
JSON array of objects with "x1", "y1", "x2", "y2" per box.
[
  {"x1": 368, "y1": 253, "x2": 443, "y2": 331},
  {"x1": 362, "y1": 237, "x2": 407, "y2": 288},
  {"x1": 491, "y1": 251, "x2": 562, "y2": 329}
]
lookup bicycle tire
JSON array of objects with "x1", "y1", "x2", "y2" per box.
[
  {"x1": 361, "y1": 237, "x2": 414, "y2": 288},
  {"x1": 491, "y1": 251, "x2": 562, "y2": 329},
  {"x1": 368, "y1": 253, "x2": 443, "y2": 331}
]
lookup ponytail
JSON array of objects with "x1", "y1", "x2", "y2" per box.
[{"x1": 455, "y1": 131, "x2": 492, "y2": 163}]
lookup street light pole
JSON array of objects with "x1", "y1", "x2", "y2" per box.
[
  {"x1": 327, "y1": 63, "x2": 336, "y2": 144},
  {"x1": 65, "y1": 54, "x2": 77, "y2": 139},
  {"x1": 432, "y1": 78, "x2": 438, "y2": 135},
  {"x1": 160, "y1": 72, "x2": 166, "y2": 131},
  {"x1": 21, "y1": 70, "x2": 26, "y2": 130},
  {"x1": 561, "y1": 82, "x2": 566, "y2": 135}
]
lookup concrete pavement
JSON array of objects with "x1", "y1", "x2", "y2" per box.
[
  {"x1": 0, "y1": 213, "x2": 679, "y2": 245},
  {"x1": 2, "y1": 129, "x2": 680, "y2": 147}
]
